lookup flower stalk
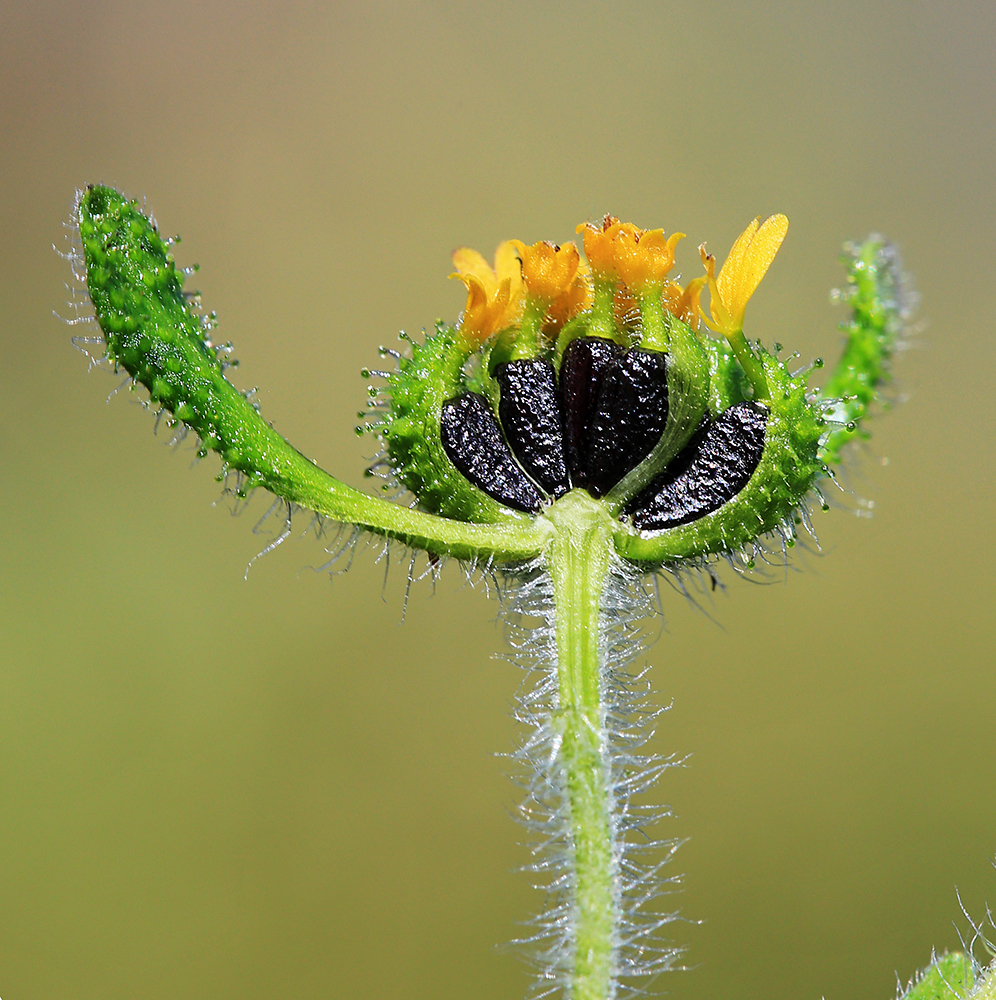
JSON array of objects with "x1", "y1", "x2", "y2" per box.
[{"x1": 542, "y1": 492, "x2": 619, "y2": 999}]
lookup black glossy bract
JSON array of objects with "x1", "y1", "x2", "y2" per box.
[
  {"x1": 440, "y1": 392, "x2": 544, "y2": 513},
  {"x1": 583, "y1": 346, "x2": 669, "y2": 495},
  {"x1": 495, "y1": 359, "x2": 570, "y2": 497},
  {"x1": 440, "y1": 337, "x2": 768, "y2": 525},
  {"x1": 625, "y1": 402, "x2": 768, "y2": 530}
]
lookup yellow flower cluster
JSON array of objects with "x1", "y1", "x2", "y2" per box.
[
  {"x1": 450, "y1": 213, "x2": 788, "y2": 348},
  {"x1": 450, "y1": 239, "x2": 592, "y2": 347}
]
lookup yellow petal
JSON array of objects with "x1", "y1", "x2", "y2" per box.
[
  {"x1": 613, "y1": 228, "x2": 685, "y2": 291},
  {"x1": 493, "y1": 240, "x2": 524, "y2": 285},
  {"x1": 451, "y1": 246, "x2": 498, "y2": 292},
  {"x1": 716, "y1": 214, "x2": 789, "y2": 318},
  {"x1": 664, "y1": 277, "x2": 704, "y2": 330},
  {"x1": 514, "y1": 240, "x2": 582, "y2": 302},
  {"x1": 721, "y1": 218, "x2": 760, "y2": 282},
  {"x1": 460, "y1": 273, "x2": 490, "y2": 325},
  {"x1": 577, "y1": 215, "x2": 623, "y2": 275}
]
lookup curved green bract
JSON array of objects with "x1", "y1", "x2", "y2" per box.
[
  {"x1": 76, "y1": 185, "x2": 545, "y2": 562},
  {"x1": 820, "y1": 235, "x2": 908, "y2": 465},
  {"x1": 382, "y1": 322, "x2": 529, "y2": 524},
  {"x1": 613, "y1": 350, "x2": 825, "y2": 564},
  {"x1": 703, "y1": 336, "x2": 754, "y2": 413}
]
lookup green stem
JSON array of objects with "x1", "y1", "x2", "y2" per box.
[
  {"x1": 587, "y1": 279, "x2": 622, "y2": 344},
  {"x1": 510, "y1": 299, "x2": 546, "y2": 359},
  {"x1": 541, "y1": 492, "x2": 619, "y2": 1000},
  {"x1": 636, "y1": 289, "x2": 669, "y2": 353},
  {"x1": 725, "y1": 329, "x2": 770, "y2": 400}
]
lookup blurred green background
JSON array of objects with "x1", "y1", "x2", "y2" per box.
[{"x1": 2, "y1": 2, "x2": 995, "y2": 998}]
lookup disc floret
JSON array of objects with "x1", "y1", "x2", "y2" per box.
[{"x1": 508, "y1": 239, "x2": 591, "y2": 356}]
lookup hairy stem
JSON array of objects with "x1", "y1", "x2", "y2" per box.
[
  {"x1": 542, "y1": 492, "x2": 619, "y2": 999},
  {"x1": 820, "y1": 236, "x2": 911, "y2": 465}
]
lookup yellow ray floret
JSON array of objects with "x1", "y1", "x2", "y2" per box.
[
  {"x1": 451, "y1": 241, "x2": 525, "y2": 346},
  {"x1": 698, "y1": 214, "x2": 788, "y2": 338}
]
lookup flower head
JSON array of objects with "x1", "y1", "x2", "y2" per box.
[
  {"x1": 698, "y1": 214, "x2": 789, "y2": 338},
  {"x1": 451, "y1": 241, "x2": 525, "y2": 346}
]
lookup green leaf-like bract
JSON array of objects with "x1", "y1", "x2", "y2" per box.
[{"x1": 77, "y1": 185, "x2": 546, "y2": 561}]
